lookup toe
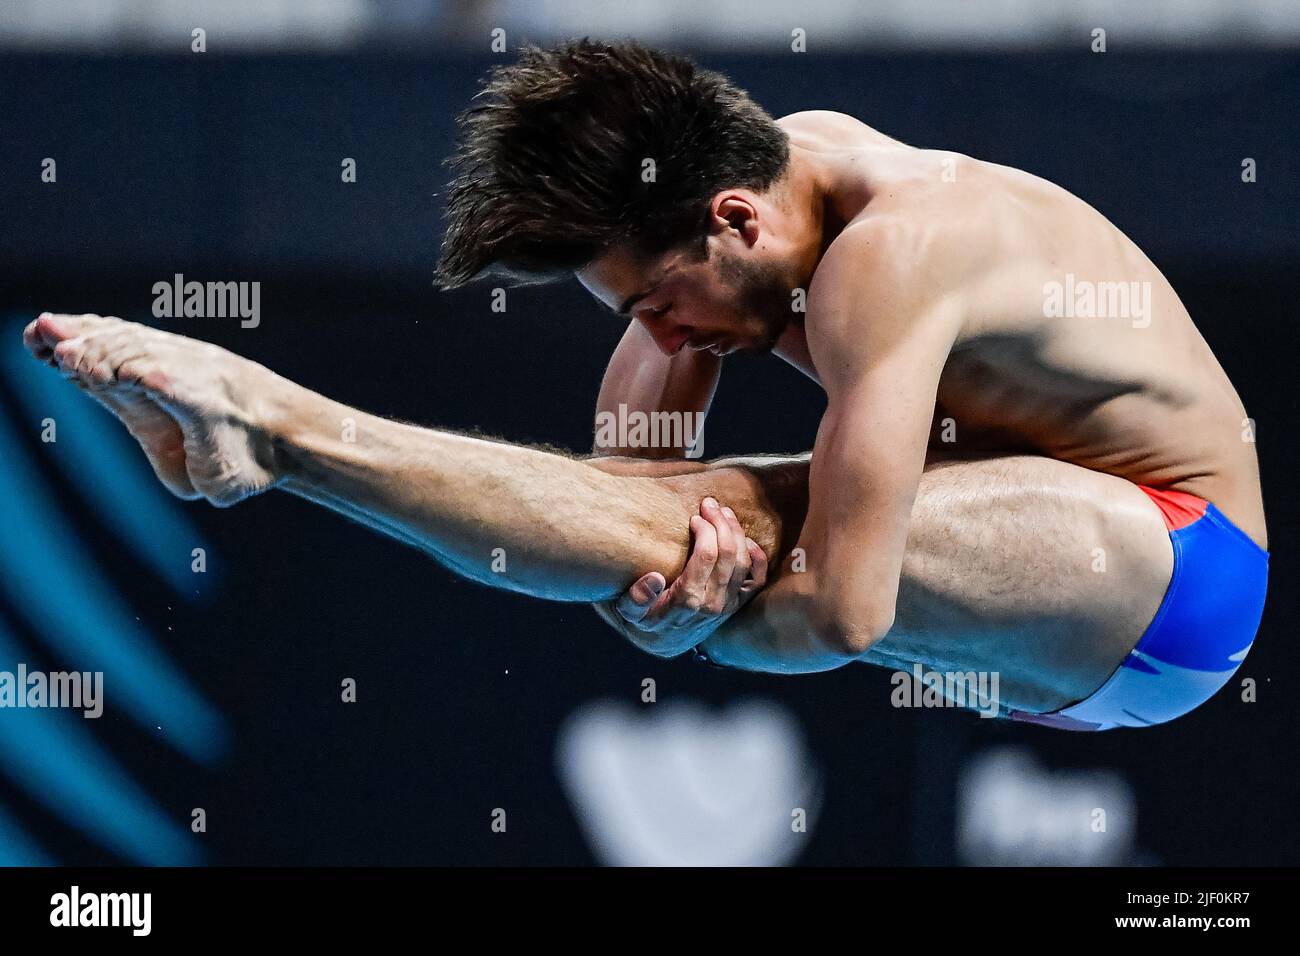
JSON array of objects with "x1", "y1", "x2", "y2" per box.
[
  {"x1": 52, "y1": 337, "x2": 78, "y2": 363},
  {"x1": 22, "y1": 316, "x2": 43, "y2": 348},
  {"x1": 22, "y1": 321, "x2": 53, "y2": 360},
  {"x1": 84, "y1": 359, "x2": 115, "y2": 388},
  {"x1": 35, "y1": 314, "x2": 81, "y2": 347}
]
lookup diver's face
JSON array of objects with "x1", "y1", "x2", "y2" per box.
[{"x1": 579, "y1": 239, "x2": 795, "y2": 358}]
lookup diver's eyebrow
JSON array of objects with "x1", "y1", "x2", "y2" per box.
[
  {"x1": 617, "y1": 289, "x2": 651, "y2": 315},
  {"x1": 616, "y1": 271, "x2": 671, "y2": 315}
]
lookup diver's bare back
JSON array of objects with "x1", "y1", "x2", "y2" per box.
[{"x1": 776, "y1": 111, "x2": 1266, "y2": 549}]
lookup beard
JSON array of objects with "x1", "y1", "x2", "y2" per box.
[{"x1": 713, "y1": 250, "x2": 797, "y2": 354}]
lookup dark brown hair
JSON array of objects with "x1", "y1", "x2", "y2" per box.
[{"x1": 434, "y1": 38, "x2": 790, "y2": 289}]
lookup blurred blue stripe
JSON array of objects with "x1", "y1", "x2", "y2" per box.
[
  {"x1": 0, "y1": 629, "x2": 200, "y2": 864},
  {"x1": 0, "y1": 799, "x2": 55, "y2": 866},
  {"x1": 0, "y1": 409, "x2": 226, "y2": 764}
]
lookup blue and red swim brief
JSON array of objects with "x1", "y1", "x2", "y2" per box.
[{"x1": 1007, "y1": 486, "x2": 1268, "y2": 731}]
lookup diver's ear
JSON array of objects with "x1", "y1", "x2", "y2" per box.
[{"x1": 709, "y1": 192, "x2": 761, "y2": 247}]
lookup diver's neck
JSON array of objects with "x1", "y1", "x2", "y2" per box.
[{"x1": 781, "y1": 150, "x2": 851, "y2": 288}]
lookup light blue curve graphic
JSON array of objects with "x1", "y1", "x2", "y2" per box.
[
  {"x1": 0, "y1": 406, "x2": 226, "y2": 765},
  {"x1": 0, "y1": 798, "x2": 55, "y2": 866},
  {"x1": 0, "y1": 630, "x2": 200, "y2": 865}
]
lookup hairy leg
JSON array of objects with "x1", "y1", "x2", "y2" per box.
[
  {"x1": 593, "y1": 452, "x2": 1172, "y2": 713},
  {"x1": 852, "y1": 454, "x2": 1172, "y2": 712},
  {"x1": 23, "y1": 314, "x2": 808, "y2": 601},
  {"x1": 26, "y1": 314, "x2": 1170, "y2": 711}
]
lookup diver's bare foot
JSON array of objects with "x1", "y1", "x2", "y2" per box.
[{"x1": 23, "y1": 312, "x2": 282, "y2": 506}]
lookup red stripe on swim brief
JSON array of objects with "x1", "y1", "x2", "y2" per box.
[{"x1": 1137, "y1": 484, "x2": 1208, "y2": 532}]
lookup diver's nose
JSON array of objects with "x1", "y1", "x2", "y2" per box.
[{"x1": 641, "y1": 317, "x2": 692, "y2": 357}]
